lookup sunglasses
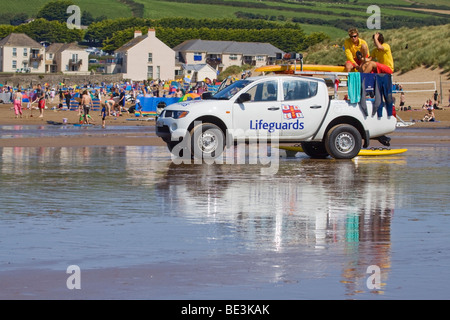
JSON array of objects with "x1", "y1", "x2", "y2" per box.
[{"x1": 350, "y1": 34, "x2": 358, "y2": 38}]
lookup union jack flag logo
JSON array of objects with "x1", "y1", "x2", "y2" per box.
[{"x1": 282, "y1": 105, "x2": 303, "y2": 120}]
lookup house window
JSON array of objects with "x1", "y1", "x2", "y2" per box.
[
  {"x1": 147, "y1": 66, "x2": 153, "y2": 79},
  {"x1": 229, "y1": 54, "x2": 238, "y2": 60},
  {"x1": 256, "y1": 55, "x2": 264, "y2": 61},
  {"x1": 12, "y1": 60, "x2": 17, "y2": 69},
  {"x1": 23, "y1": 48, "x2": 27, "y2": 57},
  {"x1": 156, "y1": 66, "x2": 160, "y2": 79},
  {"x1": 49, "y1": 53, "x2": 53, "y2": 59},
  {"x1": 193, "y1": 52, "x2": 202, "y2": 61},
  {"x1": 12, "y1": 48, "x2": 17, "y2": 57},
  {"x1": 148, "y1": 53, "x2": 153, "y2": 63},
  {"x1": 72, "y1": 54, "x2": 78, "y2": 62}
]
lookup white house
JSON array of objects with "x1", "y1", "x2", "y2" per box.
[
  {"x1": 181, "y1": 63, "x2": 218, "y2": 83},
  {"x1": 45, "y1": 42, "x2": 89, "y2": 74},
  {"x1": 114, "y1": 29, "x2": 175, "y2": 81},
  {"x1": 0, "y1": 33, "x2": 45, "y2": 73}
]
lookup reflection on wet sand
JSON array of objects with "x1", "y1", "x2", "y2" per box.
[
  {"x1": 0, "y1": 146, "x2": 398, "y2": 297},
  {"x1": 154, "y1": 157, "x2": 395, "y2": 296}
]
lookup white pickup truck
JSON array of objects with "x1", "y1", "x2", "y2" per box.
[{"x1": 156, "y1": 75, "x2": 397, "y2": 159}]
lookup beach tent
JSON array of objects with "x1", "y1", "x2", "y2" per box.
[{"x1": 135, "y1": 95, "x2": 180, "y2": 117}]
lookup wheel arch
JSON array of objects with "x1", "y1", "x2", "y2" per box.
[
  {"x1": 323, "y1": 116, "x2": 369, "y2": 148},
  {"x1": 188, "y1": 116, "x2": 228, "y2": 136}
]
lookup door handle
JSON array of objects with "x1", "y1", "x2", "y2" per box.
[
  {"x1": 268, "y1": 107, "x2": 280, "y2": 110},
  {"x1": 310, "y1": 105, "x2": 322, "y2": 109}
]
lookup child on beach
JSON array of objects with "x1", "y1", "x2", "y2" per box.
[
  {"x1": 13, "y1": 89, "x2": 23, "y2": 118},
  {"x1": 101, "y1": 102, "x2": 107, "y2": 128}
]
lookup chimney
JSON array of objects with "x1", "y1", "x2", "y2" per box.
[
  {"x1": 147, "y1": 28, "x2": 156, "y2": 39},
  {"x1": 134, "y1": 30, "x2": 142, "y2": 38}
]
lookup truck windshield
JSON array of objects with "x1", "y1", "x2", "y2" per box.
[{"x1": 212, "y1": 80, "x2": 253, "y2": 100}]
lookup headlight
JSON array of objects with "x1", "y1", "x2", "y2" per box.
[{"x1": 166, "y1": 110, "x2": 189, "y2": 119}]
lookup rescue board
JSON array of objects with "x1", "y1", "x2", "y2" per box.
[
  {"x1": 255, "y1": 64, "x2": 347, "y2": 73},
  {"x1": 278, "y1": 146, "x2": 407, "y2": 156},
  {"x1": 73, "y1": 123, "x2": 93, "y2": 127}
]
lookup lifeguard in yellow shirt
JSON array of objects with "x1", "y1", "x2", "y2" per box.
[
  {"x1": 344, "y1": 28, "x2": 369, "y2": 72},
  {"x1": 361, "y1": 32, "x2": 394, "y2": 74}
]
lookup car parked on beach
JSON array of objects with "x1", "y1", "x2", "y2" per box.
[{"x1": 156, "y1": 75, "x2": 397, "y2": 160}]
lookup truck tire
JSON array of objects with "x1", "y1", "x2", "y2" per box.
[
  {"x1": 325, "y1": 124, "x2": 362, "y2": 159},
  {"x1": 300, "y1": 142, "x2": 329, "y2": 159},
  {"x1": 190, "y1": 122, "x2": 225, "y2": 160}
]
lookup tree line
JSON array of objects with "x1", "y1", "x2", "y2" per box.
[
  {"x1": 102, "y1": 26, "x2": 329, "y2": 53},
  {"x1": 0, "y1": 13, "x2": 329, "y2": 54}
]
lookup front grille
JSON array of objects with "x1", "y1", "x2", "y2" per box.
[{"x1": 156, "y1": 125, "x2": 170, "y2": 134}]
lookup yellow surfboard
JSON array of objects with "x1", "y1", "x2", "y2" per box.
[
  {"x1": 256, "y1": 64, "x2": 347, "y2": 73},
  {"x1": 278, "y1": 146, "x2": 408, "y2": 156}
]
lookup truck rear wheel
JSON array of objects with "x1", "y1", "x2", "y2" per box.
[{"x1": 325, "y1": 124, "x2": 362, "y2": 159}]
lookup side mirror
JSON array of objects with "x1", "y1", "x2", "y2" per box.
[
  {"x1": 236, "y1": 92, "x2": 251, "y2": 103},
  {"x1": 202, "y1": 92, "x2": 213, "y2": 100}
]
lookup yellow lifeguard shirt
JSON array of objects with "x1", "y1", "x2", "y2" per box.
[
  {"x1": 344, "y1": 38, "x2": 368, "y2": 64},
  {"x1": 371, "y1": 43, "x2": 394, "y2": 72}
]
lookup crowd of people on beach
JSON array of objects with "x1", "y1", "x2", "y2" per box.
[{"x1": 0, "y1": 77, "x2": 217, "y2": 126}]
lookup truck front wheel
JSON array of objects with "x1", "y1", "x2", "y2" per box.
[
  {"x1": 190, "y1": 122, "x2": 225, "y2": 160},
  {"x1": 325, "y1": 124, "x2": 362, "y2": 159}
]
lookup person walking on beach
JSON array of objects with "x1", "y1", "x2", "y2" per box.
[
  {"x1": 118, "y1": 88, "x2": 125, "y2": 115},
  {"x1": 101, "y1": 101, "x2": 108, "y2": 128},
  {"x1": 81, "y1": 90, "x2": 93, "y2": 124},
  {"x1": 34, "y1": 84, "x2": 45, "y2": 118},
  {"x1": 64, "y1": 89, "x2": 72, "y2": 110},
  {"x1": 13, "y1": 89, "x2": 23, "y2": 118},
  {"x1": 360, "y1": 32, "x2": 394, "y2": 74},
  {"x1": 344, "y1": 28, "x2": 369, "y2": 72}
]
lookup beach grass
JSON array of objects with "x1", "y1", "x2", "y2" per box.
[{"x1": 304, "y1": 24, "x2": 450, "y2": 74}]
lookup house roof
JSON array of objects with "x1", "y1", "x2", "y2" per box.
[
  {"x1": 173, "y1": 39, "x2": 283, "y2": 57},
  {"x1": 115, "y1": 34, "x2": 147, "y2": 53},
  {"x1": 0, "y1": 33, "x2": 42, "y2": 49},
  {"x1": 182, "y1": 63, "x2": 216, "y2": 72},
  {"x1": 46, "y1": 42, "x2": 84, "y2": 54}
]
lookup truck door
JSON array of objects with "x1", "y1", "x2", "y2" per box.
[
  {"x1": 280, "y1": 78, "x2": 328, "y2": 139},
  {"x1": 232, "y1": 79, "x2": 282, "y2": 137}
]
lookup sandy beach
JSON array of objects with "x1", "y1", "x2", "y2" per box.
[{"x1": 0, "y1": 67, "x2": 449, "y2": 148}]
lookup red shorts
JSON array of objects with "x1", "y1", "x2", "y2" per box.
[
  {"x1": 38, "y1": 99, "x2": 45, "y2": 109},
  {"x1": 347, "y1": 59, "x2": 362, "y2": 68},
  {"x1": 375, "y1": 63, "x2": 393, "y2": 74}
]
